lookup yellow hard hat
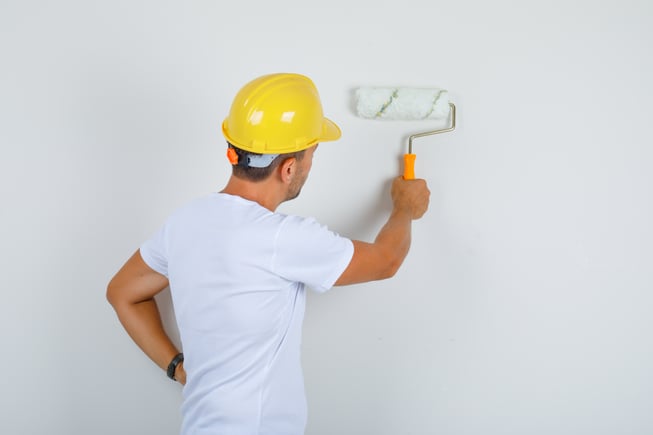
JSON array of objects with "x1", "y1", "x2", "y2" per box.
[{"x1": 222, "y1": 73, "x2": 341, "y2": 154}]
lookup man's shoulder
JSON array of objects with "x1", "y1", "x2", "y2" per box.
[{"x1": 277, "y1": 214, "x2": 348, "y2": 241}]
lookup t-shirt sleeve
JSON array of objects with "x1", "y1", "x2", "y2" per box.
[
  {"x1": 272, "y1": 215, "x2": 354, "y2": 293},
  {"x1": 139, "y1": 223, "x2": 169, "y2": 277}
]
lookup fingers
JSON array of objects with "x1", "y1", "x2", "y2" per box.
[{"x1": 391, "y1": 177, "x2": 430, "y2": 219}]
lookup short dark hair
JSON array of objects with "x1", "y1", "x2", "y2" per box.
[{"x1": 228, "y1": 142, "x2": 306, "y2": 182}]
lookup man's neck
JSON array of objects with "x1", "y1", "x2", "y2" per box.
[{"x1": 220, "y1": 176, "x2": 282, "y2": 212}]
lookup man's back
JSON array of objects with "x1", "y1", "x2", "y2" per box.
[{"x1": 140, "y1": 192, "x2": 353, "y2": 434}]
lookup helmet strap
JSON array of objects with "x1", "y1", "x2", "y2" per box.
[{"x1": 227, "y1": 145, "x2": 279, "y2": 168}]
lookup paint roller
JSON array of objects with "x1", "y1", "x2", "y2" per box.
[{"x1": 354, "y1": 87, "x2": 456, "y2": 179}]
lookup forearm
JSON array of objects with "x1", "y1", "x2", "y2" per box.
[
  {"x1": 113, "y1": 297, "x2": 180, "y2": 372},
  {"x1": 107, "y1": 250, "x2": 185, "y2": 382},
  {"x1": 374, "y1": 208, "x2": 412, "y2": 273},
  {"x1": 335, "y1": 177, "x2": 428, "y2": 286}
]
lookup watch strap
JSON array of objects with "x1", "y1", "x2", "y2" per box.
[{"x1": 166, "y1": 352, "x2": 184, "y2": 381}]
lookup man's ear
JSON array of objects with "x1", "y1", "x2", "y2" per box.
[{"x1": 278, "y1": 157, "x2": 296, "y2": 184}]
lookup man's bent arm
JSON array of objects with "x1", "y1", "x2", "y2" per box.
[
  {"x1": 335, "y1": 210, "x2": 412, "y2": 285},
  {"x1": 335, "y1": 177, "x2": 430, "y2": 286},
  {"x1": 106, "y1": 250, "x2": 186, "y2": 384}
]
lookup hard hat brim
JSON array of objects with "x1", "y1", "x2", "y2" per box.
[
  {"x1": 320, "y1": 117, "x2": 341, "y2": 143},
  {"x1": 223, "y1": 117, "x2": 342, "y2": 154}
]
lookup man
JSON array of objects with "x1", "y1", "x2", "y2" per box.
[{"x1": 107, "y1": 73, "x2": 430, "y2": 435}]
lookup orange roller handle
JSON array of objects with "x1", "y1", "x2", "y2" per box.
[{"x1": 403, "y1": 153, "x2": 416, "y2": 180}]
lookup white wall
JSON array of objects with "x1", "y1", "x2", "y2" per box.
[{"x1": 2, "y1": 1, "x2": 652, "y2": 434}]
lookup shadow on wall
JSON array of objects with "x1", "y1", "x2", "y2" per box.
[{"x1": 342, "y1": 177, "x2": 394, "y2": 241}]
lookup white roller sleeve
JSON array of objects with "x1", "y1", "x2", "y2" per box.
[{"x1": 355, "y1": 87, "x2": 450, "y2": 120}]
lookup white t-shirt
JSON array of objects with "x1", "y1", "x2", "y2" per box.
[{"x1": 140, "y1": 193, "x2": 354, "y2": 435}]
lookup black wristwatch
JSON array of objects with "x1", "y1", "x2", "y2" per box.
[{"x1": 166, "y1": 352, "x2": 184, "y2": 381}]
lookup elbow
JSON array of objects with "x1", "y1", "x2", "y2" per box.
[
  {"x1": 339, "y1": 241, "x2": 407, "y2": 285},
  {"x1": 106, "y1": 278, "x2": 119, "y2": 308},
  {"x1": 386, "y1": 260, "x2": 402, "y2": 279},
  {"x1": 379, "y1": 252, "x2": 404, "y2": 280},
  {"x1": 106, "y1": 280, "x2": 130, "y2": 319}
]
